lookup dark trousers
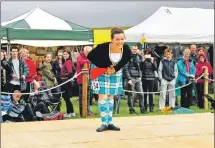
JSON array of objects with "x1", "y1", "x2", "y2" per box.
[
  {"x1": 127, "y1": 77, "x2": 144, "y2": 110},
  {"x1": 8, "y1": 83, "x2": 21, "y2": 93},
  {"x1": 79, "y1": 84, "x2": 91, "y2": 116},
  {"x1": 34, "y1": 102, "x2": 50, "y2": 114},
  {"x1": 22, "y1": 103, "x2": 37, "y2": 121},
  {"x1": 22, "y1": 82, "x2": 31, "y2": 102},
  {"x1": 180, "y1": 83, "x2": 193, "y2": 108},
  {"x1": 61, "y1": 79, "x2": 74, "y2": 113},
  {"x1": 196, "y1": 83, "x2": 204, "y2": 109},
  {"x1": 142, "y1": 79, "x2": 154, "y2": 107}
]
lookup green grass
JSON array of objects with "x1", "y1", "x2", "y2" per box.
[{"x1": 60, "y1": 94, "x2": 214, "y2": 119}]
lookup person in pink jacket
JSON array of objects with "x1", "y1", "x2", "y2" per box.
[
  {"x1": 195, "y1": 53, "x2": 213, "y2": 109},
  {"x1": 76, "y1": 46, "x2": 95, "y2": 117}
]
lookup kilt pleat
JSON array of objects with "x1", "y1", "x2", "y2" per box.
[{"x1": 90, "y1": 64, "x2": 123, "y2": 95}]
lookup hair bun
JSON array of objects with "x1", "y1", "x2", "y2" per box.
[{"x1": 111, "y1": 26, "x2": 121, "y2": 33}]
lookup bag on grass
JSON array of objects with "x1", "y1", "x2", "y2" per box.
[{"x1": 42, "y1": 111, "x2": 64, "y2": 121}]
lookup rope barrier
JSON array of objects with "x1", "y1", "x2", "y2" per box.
[
  {"x1": 1, "y1": 71, "x2": 213, "y2": 96},
  {"x1": 123, "y1": 74, "x2": 204, "y2": 94},
  {"x1": 1, "y1": 72, "x2": 83, "y2": 95},
  {"x1": 204, "y1": 77, "x2": 214, "y2": 82}
]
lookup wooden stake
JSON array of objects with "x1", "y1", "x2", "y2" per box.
[
  {"x1": 82, "y1": 63, "x2": 88, "y2": 118},
  {"x1": 204, "y1": 68, "x2": 209, "y2": 110}
]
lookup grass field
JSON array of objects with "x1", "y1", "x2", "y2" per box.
[{"x1": 60, "y1": 94, "x2": 214, "y2": 119}]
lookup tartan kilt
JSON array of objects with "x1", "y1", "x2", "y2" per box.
[{"x1": 90, "y1": 64, "x2": 123, "y2": 95}]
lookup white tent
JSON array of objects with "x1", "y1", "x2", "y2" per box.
[
  {"x1": 125, "y1": 7, "x2": 214, "y2": 43},
  {"x1": 1, "y1": 7, "x2": 89, "y2": 31},
  {"x1": 1, "y1": 7, "x2": 93, "y2": 46}
]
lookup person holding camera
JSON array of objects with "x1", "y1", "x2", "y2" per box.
[
  {"x1": 141, "y1": 51, "x2": 157, "y2": 112},
  {"x1": 158, "y1": 48, "x2": 178, "y2": 110},
  {"x1": 177, "y1": 48, "x2": 196, "y2": 108}
]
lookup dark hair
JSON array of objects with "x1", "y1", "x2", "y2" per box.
[
  {"x1": 10, "y1": 46, "x2": 19, "y2": 52},
  {"x1": 111, "y1": 26, "x2": 124, "y2": 39},
  {"x1": 63, "y1": 49, "x2": 72, "y2": 61}
]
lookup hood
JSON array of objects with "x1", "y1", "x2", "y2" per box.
[
  {"x1": 80, "y1": 51, "x2": 87, "y2": 58},
  {"x1": 38, "y1": 61, "x2": 50, "y2": 69},
  {"x1": 198, "y1": 53, "x2": 206, "y2": 63}
]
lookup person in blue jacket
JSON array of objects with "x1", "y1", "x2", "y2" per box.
[{"x1": 177, "y1": 48, "x2": 196, "y2": 109}]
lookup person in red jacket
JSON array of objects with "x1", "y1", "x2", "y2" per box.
[
  {"x1": 20, "y1": 48, "x2": 37, "y2": 102},
  {"x1": 61, "y1": 49, "x2": 75, "y2": 118},
  {"x1": 195, "y1": 53, "x2": 213, "y2": 109},
  {"x1": 76, "y1": 46, "x2": 95, "y2": 117}
]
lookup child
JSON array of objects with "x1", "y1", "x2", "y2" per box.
[
  {"x1": 158, "y1": 48, "x2": 178, "y2": 110},
  {"x1": 2, "y1": 90, "x2": 36, "y2": 122}
]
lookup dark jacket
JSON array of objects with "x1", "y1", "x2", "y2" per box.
[
  {"x1": 87, "y1": 42, "x2": 131, "y2": 72},
  {"x1": 190, "y1": 54, "x2": 198, "y2": 65},
  {"x1": 1, "y1": 59, "x2": 12, "y2": 91},
  {"x1": 7, "y1": 58, "x2": 29, "y2": 83},
  {"x1": 158, "y1": 58, "x2": 178, "y2": 82},
  {"x1": 141, "y1": 58, "x2": 157, "y2": 80},
  {"x1": 52, "y1": 60, "x2": 62, "y2": 80},
  {"x1": 124, "y1": 53, "x2": 142, "y2": 80}
]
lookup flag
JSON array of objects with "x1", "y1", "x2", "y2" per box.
[{"x1": 91, "y1": 68, "x2": 107, "y2": 80}]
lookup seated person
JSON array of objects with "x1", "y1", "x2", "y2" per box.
[{"x1": 3, "y1": 90, "x2": 36, "y2": 122}]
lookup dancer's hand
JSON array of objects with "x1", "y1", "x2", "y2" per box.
[{"x1": 107, "y1": 65, "x2": 115, "y2": 75}]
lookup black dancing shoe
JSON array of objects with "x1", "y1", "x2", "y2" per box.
[
  {"x1": 96, "y1": 124, "x2": 108, "y2": 132},
  {"x1": 108, "y1": 124, "x2": 121, "y2": 131}
]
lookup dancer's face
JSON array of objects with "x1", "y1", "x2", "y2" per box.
[{"x1": 111, "y1": 33, "x2": 125, "y2": 49}]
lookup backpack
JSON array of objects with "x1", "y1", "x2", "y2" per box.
[{"x1": 43, "y1": 111, "x2": 64, "y2": 121}]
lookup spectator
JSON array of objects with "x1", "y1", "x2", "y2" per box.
[
  {"x1": 124, "y1": 44, "x2": 146, "y2": 114},
  {"x1": 52, "y1": 50, "x2": 64, "y2": 84},
  {"x1": 19, "y1": 48, "x2": 37, "y2": 102},
  {"x1": 3, "y1": 90, "x2": 37, "y2": 122},
  {"x1": 158, "y1": 48, "x2": 178, "y2": 110},
  {"x1": 141, "y1": 52, "x2": 157, "y2": 112},
  {"x1": 195, "y1": 53, "x2": 213, "y2": 109},
  {"x1": 198, "y1": 47, "x2": 206, "y2": 56},
  {"x1": 190, "y1": 44, "x2": 198, "y2": 65},
  {"x1": 8, "y1": 46, "x2": 29, "y2": 93},
  {"x1": 1, "y1": 50, "x2": 12, "y2": 92},
  {"x1": 76, "y1": 46, "x2": 95, "y2": 117},
  {"x1": 60, "y1": 49, "x2": 75, "y2": 118},
  {"x1": 177, "y1": 48, "x2": 196, "y2": 108},
  {"x1": 39, "y1": 53, "x2": 57, "y2": 88}
]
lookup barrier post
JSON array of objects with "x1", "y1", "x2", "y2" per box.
[
  {"x1": 203, "y1": 68, "x2": 209, "y2": 110},
  {"x1": 82, "y1": 63, "x2": 88, "y2": 118}
]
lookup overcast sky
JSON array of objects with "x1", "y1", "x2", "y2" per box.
[{"x1": 1, "y1": 1, "x2": 214, "y2": 27}]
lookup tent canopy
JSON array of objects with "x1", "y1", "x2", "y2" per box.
[
  {"x1": 125, "y1": 7, "x2": 214, "y2": 43},
  {"x1": 1, "y1": 7, "x2": 93, "y2": 45},
  {"x1": 2, "y1": 7, "x2": 89, "y2": 31},
  {"x1": 1, "y1": 40, "x2": 93, "y2": 47}
]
